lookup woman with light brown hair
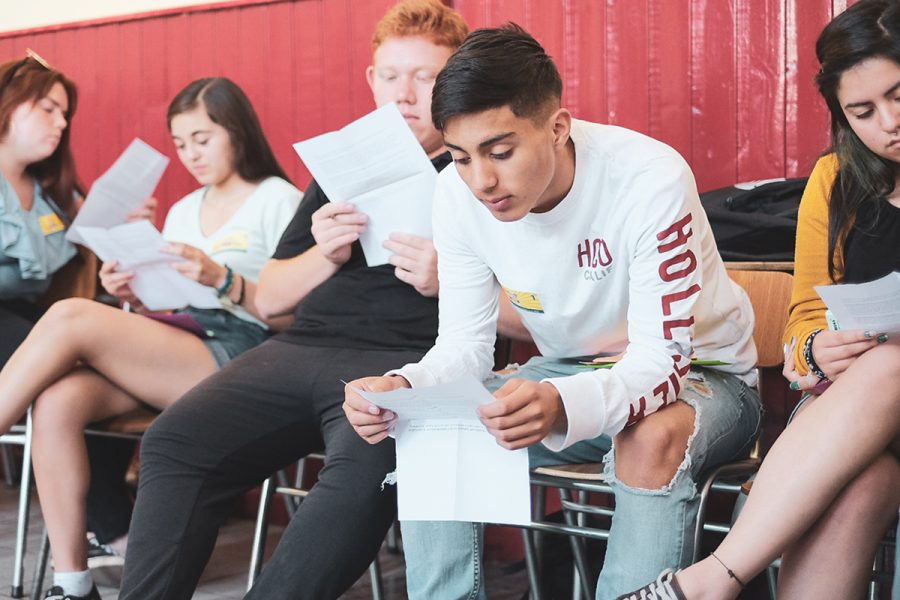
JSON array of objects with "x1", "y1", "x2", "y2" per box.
[{"x1": 0, "y1": 51, "x2": 82, "y2": 365}]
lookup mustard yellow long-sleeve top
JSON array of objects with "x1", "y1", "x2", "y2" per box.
[{"x1": 784, "y1": 154, "x2": 843, "y2": 374}]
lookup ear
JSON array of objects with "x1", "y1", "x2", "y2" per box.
[
  {"x1": 365, "y1": 65, "x2": 376, "y2": 93},
  {"x1": 549, "y1": 108, "x2": 572, "y2": 149}
]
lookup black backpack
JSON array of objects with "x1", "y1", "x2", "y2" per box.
[{"x1": 700, "y1": 177, "x2": 808, "y2": 262}]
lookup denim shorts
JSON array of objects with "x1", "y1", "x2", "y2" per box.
[
  {"x1": 788, "y1": 392, "x2": 815, "y2": 423},
  {"x1": 182, "y1": 307, "x2": 269, "y2": 369}
]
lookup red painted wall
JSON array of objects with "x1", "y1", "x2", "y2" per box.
[{"x1": 1, "y1": 0, "x2": 851, "y2": 222}]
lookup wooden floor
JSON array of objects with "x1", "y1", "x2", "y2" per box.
[{"x1": 0, "y1": 480, "x2": 532, "y2": 600}]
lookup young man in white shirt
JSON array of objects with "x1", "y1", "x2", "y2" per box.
[{"x1": 345, "y1": 24, "x2": 762, "y2": 599}]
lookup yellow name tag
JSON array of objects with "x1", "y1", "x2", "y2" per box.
[
  {"x1": 39, "y1": 213, "x2": 65, "y2": 236},
  {"x1": 503, "y1": 286, "x2": 544, "y2": 313},
  {"x1": 211, "y1": 231, "x2": 250, "y2": 254}
]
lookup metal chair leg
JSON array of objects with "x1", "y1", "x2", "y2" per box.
[
  {"x1": 385, "y1": 521, "x2": 400, "y2": 553},
  {"x1": 12, "y1": 409, "x2": 34, "y2": 598},
  {"x1": 274, "y1": 469, "x2": 298, "y2": 517},
  {"x1": 368, "y1": 553, "x2": 384, "y2": 600},
  {"x1": 868, "y1": 551, "x2": 883, "y2": 600},
  {"x1": 767, "y1": 561, "x2": 779, "y2": 599},
  {"x1": 559, "y1": 489, "x2": 594, "y2": 600},
  {"x1": 534, "y1": 485, "x2": 547, "y2": 576},
  {"x1": 523, "y1": 484, "x2": 547, "y2": 600},
  {"x1": 30, "y1": 528, "x2": 50, "y2": 600},
  {"x1": 2, "y1": 444, "x2": 16, "y2": 486},
  {"x1": 522, "y1": 528, "x2": 543, "y2": 600},
  {"x1": 247, "y1": 476, "x2": 276, "y2": 591}
]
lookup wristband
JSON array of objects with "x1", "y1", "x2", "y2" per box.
[
  {"x1": 216, "y1": 265, "x2": 234, "y2": 298},
  {"x1": 803, "y1": 329, "x2": 828, "y2": 380},
  {"x1": 236, "y1": 274, "x2": 246, "y2": 306}
]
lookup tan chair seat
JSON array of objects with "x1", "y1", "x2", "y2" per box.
[{"x1": 532, "y1": 462, "x2": 606, "y2": 481}]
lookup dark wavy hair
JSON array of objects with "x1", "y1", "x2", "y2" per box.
[
  {"x1": 815, "y1": 0, "x2": 900, "y2": 281},
  {"x1": 167, "y1": 78, "x2": 290, "y2": 184},
  {"x1": 431, "y1": 23, "x2": 562, "y2": 130},
  {"x1": 0, "y1": 56, "x2": 82, "y2": 217}
]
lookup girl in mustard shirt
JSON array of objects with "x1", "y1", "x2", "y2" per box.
[{"x1": 621, "y1": 1, "x2": 900, "y2": 598}]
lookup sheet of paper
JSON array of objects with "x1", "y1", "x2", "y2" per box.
[
  {"x1": 352, "y1": 374, "x2": 494, "y2": 420},
  {"x1": 394, "y1": 419, "x2": 531, "y2": 525},
  {"x1": 75, "y1": 221, "x2": 220, "y2": 311},
  {"x1": 816, "y1": 272, "x2": 900, "y2": 334},
  {"x1": 351, "y1": 375, "x2": 531, "y2": 526},
  {"x1": 67, "y1": 139, "x2": 169, "y2": 244},
  {"x1": 293, "y1": 103, "x2": 437, "y2": 266}
]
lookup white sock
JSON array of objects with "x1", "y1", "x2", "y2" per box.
[{"x1": 53, "y1": 570, "x2": 93, "y2": 597}]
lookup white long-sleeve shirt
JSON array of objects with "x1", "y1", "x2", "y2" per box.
[{"x1": 395, "y1": 120, "x2": 757, "y2": 451}]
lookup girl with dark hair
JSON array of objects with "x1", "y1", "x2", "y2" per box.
[
  {"x1": 0, "y1": 77, "x2": 301, "y2": 600},
  {"x1": 0, "y1": 52, "x2": 82, "y2": 364},
  {"x1": 621, "y1": 1, "x2": 900, "y2": 598}
]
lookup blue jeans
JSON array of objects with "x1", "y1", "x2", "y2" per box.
[{"x1": 401, "y1": 356, "x2": 762, "y2": 600}]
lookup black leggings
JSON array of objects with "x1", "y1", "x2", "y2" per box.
[
  {"x1": 0, "y1": 301, "x2": 41, "y2": 367},
  {"x1": 119, "y1": 339, "x2": 424, "y2": 600}
]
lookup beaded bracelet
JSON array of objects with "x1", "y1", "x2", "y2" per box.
[
  {"x1": 216, "y1": 265, "x2": 234, "y2": 298},
  {"x1": 803, "y1": 329, "x2": 828, "y2": 380}
]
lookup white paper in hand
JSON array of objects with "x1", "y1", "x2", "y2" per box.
[
  {"x1": 67, "y1": 138, "x2": 169, "y2": 244},
  {"x1": 75, "y1": 221, "x2": 219, "y2": 311},
  {"x1": 815, "y1": 272, "x2": 900, "y2": 334},
  {"x1": 293, "y1": 103, "x2": 436, "y2": 266},
  {"x1": 349, "y1": 374, "x2": 531, "y2": 526}
]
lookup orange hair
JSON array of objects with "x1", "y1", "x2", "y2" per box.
[{"x1": 372, "y1": 0, "x2": 469, "y2": 52}]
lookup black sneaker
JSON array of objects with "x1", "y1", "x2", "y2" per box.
[
  {"x1": 616, "y1": 569, "x2": 687, "y2": 600},
  {"x1": 86, "y1": 536, "x2": 124, "y2": 569},
  {"x1": 43, "y1": 584, "x2": 102, "y2": 600}
]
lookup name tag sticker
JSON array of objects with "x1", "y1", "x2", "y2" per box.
[
  {"x1": 39, "y1": 213, "x2": 65, "y2": 236},
  {"x1": 211, "y1": 231, "x2": 250, "y2": 254},
  {"x1": 503, "y1": 287, "x2": 544, "y2": 313}
]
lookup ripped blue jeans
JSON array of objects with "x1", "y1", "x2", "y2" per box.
[{"x1": 401, "y1": 356, "x2": 762, "y2": 600}]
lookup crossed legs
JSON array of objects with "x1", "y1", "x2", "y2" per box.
[
  {"x1": 0, "y1": 298, "x2": 217, "y2": 573},
  {"x1": 672, "y1": 341, "x2": 900, "y2": 600}
]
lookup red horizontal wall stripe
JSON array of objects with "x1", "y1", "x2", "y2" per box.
[{"x1": 1, "y1": 0, "x2": 845, "y2": 222}]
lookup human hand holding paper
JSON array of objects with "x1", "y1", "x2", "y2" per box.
[
  {"x1": 809, "y1": 328, "x2": 885, "y2": 381},
  {"x1": 163, "y1": 242, "x2": 227, "y2": 289},
  {"x1": 478, "y1": 379, "x2": 566, "y2": 450},
  {"x1": 345, "y1": 374, "x2": 532, "y2": 525},
  {"x1": 99, "y1": 259, "x2": 142, "y2": 309},
  {"x1": 349, "y1": 374, "x2": 494, "y2": 422},
  {"x1": 343, "y1": 375, "x2": 405, "y2": 444},
  {"x1": 76, "y1": 221, "x2": 220, "y2": 311},
  {"x1": 310, "y1": 202, "x2": 368, "y2": 265},
  {"x1": 293, "y1": 103, "x2": 437, "y2": 266},
  {"x1": 383, "y1": 232, "x2": 438, "y2": 297},
  {"x1": 126, "y1": 196, "x2": 159, "y2": 222}
]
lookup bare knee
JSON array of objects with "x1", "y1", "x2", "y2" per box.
[
  {"x1": 614, "y1": 401, "x2": 695, "y2": 488},
  {"x1": 32, "y1": 376, "x2": 94, "y2": 433},
  {"x1": 35, "y1": 298, "x2": 98, "y2": 342}
]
